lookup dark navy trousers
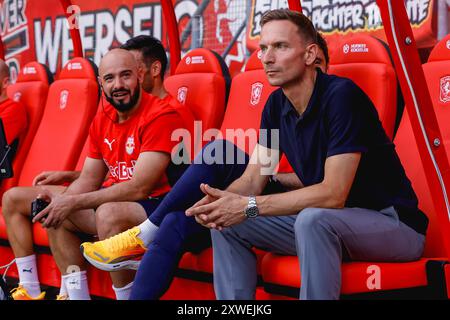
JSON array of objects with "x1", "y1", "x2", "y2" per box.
[{"x1": 130, "y1": 140, "x2": 254, "y2": 299}]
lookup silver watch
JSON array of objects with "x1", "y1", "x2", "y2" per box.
[{"x1": 244, "y1": 196, "x2": 259, "y2": 218}]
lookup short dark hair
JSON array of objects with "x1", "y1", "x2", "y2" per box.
[
  {"x1": 261, "y1": 9, "x2": 317, "y2": 46},
  {"x1": 316, "y1": 32, "x2": 329, "y2": 67},
  {"x1": 120, "y1": 35, "x2": 168, "y2": 80}
]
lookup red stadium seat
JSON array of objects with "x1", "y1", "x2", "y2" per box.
[
  {"x1": 164, "y1": 48, "x2": 230, "y2": 136},
  {"x1": 163, "y1": 50, "x2": 278, "y2": 300},
  {"x1": 328, "y1": 35, "x2": 400, "y2": 140},
  {"x1": 0, "y1": 62, "x2": 53, "y2": 197},
  {"x1": 0, "y1": 57, "x2": 99, "y2": 247},
  {"x1": 259, "y1": 35, "x2": 450, "y2": 300},
  {"x1": 219, "y1": 49, "x2": 276, "y2": 154}
]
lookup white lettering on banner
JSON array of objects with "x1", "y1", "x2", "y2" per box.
[
  {"x1": 0, "y1": 0, "x2": 27, "y2": 35},
  {"x1": 250, "y1": 0, "x2": 431, "y2": 38},
  {"x1": 33, "y1": 4, "x2": 162, "y2": 73}
]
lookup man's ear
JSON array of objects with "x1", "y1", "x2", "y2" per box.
[
  {"x1": 136, "y1": 65, "x2": 145, "y2": 84},
  {"x1": 150, "y1": 61, "x2": 162, "y2": 79},
  {"x1": 97, "y1": 76, "x2": 104, "y2": 92},
  {"x1": 305, "y1": 43, "x2": 319, "y2": 67},
  {"x1": 3, "y1": 76, "x2": 10, "y2": 89}
]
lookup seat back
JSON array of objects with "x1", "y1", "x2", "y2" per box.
[
  {"x1": 17, "y1": 57, "x2": 100, "y2": 187},
  {"x1": 164, "y1": 48, "x2": 230, "y2": 134},
  {"x1": 328, "y1": 35, "x2": 399, "y2": 140},
  {"x1": 394, "y1": 34, "x2": 450, "y2": 257},
  {"x1": 219, "y1": 50, "x2": 277, "y2": 155},
  {"x1": 1, "y1": 62, "x2": 53, "y2": 192}
]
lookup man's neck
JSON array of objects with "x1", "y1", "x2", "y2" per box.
[
  {"x1": 151, "y1": 81, "x2": 168, "y2": 99},
  {"x1": 283, "y1": 68, "x2": 318, "y2": 116}
]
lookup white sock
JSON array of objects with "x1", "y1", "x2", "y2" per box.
[
  {"x1": 112, "y1": 281, "x2": 133, "y2": 300},
  {"x1": 63, "y1": 271, "x2": 91, "y2": 300},
  {"x1": 16, "y1": 255, "x2": 41, "y2": 298},
  {"x1": 137, "y1": 219, "x2": 159, "y2": 247},
  {"x1": 59, "y1": 276, "x2": 68, "y2": 297}
]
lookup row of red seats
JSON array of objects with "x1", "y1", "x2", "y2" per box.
[
  {"x1": 162, "y1": 34, "x2": 450, "y2": 300},
  {"x1": 1, "y1": 32, "x2": 449, "y2": 299}
]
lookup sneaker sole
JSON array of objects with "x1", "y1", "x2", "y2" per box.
[{"x1": 80, "y1": 248, "x2": 141, "y2": 272}]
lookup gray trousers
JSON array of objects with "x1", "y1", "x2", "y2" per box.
[{"x1": 211, "y1": 206, "x2": 426, "y2": 300}]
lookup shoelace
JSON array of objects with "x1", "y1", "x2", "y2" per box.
[
  {"x1": 10, "y1": 286, "x2": 25, "y2": 296},
  {"x1": 102, "y1": 229, "x2": 139, "y2": 253},
  {"x1": 0, "y1": 258, "x2": 15, "y2": 283}
]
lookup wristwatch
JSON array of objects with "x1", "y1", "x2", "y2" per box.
[{"x1": 244, "y1": 196, "x2": 259, "y2": 218}]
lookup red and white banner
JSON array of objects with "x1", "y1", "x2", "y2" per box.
[
  {"x1": 247, "y1": 0, "x2": 439, "y2": 53},
  {"x1": 0, "y1": 0, "x2": 444, "y2": 81}
]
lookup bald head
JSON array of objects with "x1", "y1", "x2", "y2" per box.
[
  {"x1": 99, "y1": 48, "x2": 139, "y2": 77},
  {"x1": 0, "y1": 60, "x2": 9, "y2": 81}
]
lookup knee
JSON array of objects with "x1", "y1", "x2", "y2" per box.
[
  {"x1": 2, "y1": 187, "x2": 23, "y2": 218},
  {"x1": 158, "y1": 211, "x2": 190, "y2": 238},
  {"x1": 95, "y1": 203, "x2": 126, "y2": 231},
  {"x1": 294, "y1": 207, "x2": 333, "y2": 234}
]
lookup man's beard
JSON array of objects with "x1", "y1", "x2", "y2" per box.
[{"x1": 105, "y1": 85, "x2": 141, "y2": 112}]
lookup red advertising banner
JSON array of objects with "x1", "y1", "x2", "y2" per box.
[
  {"x1": 246, "y1": 0, "x2": 438, "y2": 53},
  {"x1": 0, "y1": 0, "x2": 442, "y2": 80},
  {"x1": 0, "y1": 0, "x2": 249, "y2": 79}
]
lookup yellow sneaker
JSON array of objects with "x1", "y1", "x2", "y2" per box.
[
  {"x1": 80, "y1": 226, "x2": 146, "y2": 271},
  {"x1": 10, "y1": 285, "x2": 45, "y2": 300},
  {"x1": 56, "y1": 294, "x2": 69, "y2": 300}
]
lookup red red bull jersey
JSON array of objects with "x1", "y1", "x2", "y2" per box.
[
  {"x1": 88, "y1": 91, "x2": 185, "y2": 197},
  {"x1": 0, "y1": 98, "x2": 28, "y2": 145}
]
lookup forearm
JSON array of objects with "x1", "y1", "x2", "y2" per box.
[
  {"x1": 226, "y1": 174, "x2": 268, "y2": 196},
  {"x1": 69, "y1": 180, "x2": 148, "y2": 211},
  {"x1": 274, "y1": 173, "x2": 304, "y2": 190},
  {"x1": 256, "y1": 183, "x2": 345, "y2": 216}
]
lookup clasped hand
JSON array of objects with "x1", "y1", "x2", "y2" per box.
[{"x1": 185, "y1": 183, "x2": 248, "y2": 230}]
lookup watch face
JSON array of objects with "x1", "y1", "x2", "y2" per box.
[{"x1": 246, "y1": 206, "x2": 259, "y2": 218}]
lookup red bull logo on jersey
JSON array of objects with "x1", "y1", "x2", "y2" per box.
[
  {"x1": 125, "y1": 136, "x2": 135, "y2": 155},
  {"x1": 106, "y1": 160, "x2": 137, "y2": 181},
  {"x1": 440, "y1": 76, "x2": 450, "y2": 103}
]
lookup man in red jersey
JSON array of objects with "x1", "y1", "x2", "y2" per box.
[
  {"x1": 0, "y1": 59, "x2": 27, "y2": 166},
  {"x1": 6, "y1": 49, "x2": 186, "y2": 300},
  {"x1": 3, "y1": 37, "x2": 194, "y2": 300}
]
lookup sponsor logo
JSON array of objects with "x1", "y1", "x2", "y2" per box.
[
  {"x1": 343, "y1": 44, "x2": 350, "y2": 54},
  {"x1": 185, "y1": 56, "x2": 191, "y2": 65},
  {"x1": 67, "y1": 62, "x2": 82, "y2": 70},
  {"x1": 22, "y1": 268, "x2": 32, "y2": 273},
  {"x1": 440, "y1": 76, "x2": 450, "y2": 103},
  {"x1": 190, "y1": 56, "x2": 205, "y2": 64},
  {"x1": 104, "y1": 138, "x2": 115, "y2": 151},
  {"x1": 250, "y1": 82, "x2": 263, "y2": 106},
  {"x1": 13, "y1": 92, "x2": 22, "y2": 101},
  {"x1": 446, "y1": 40, "x2": 450, "y2": 50},
  {"x1": 59, "y1": 90, "x2": 69, "y2": 109},
  {"x1": 344, "y1": 43, "x2": 369, "y2": 54},
  {"x1": 125, "y1": 136, "x2": 135, "y2": 155},
  {"x1": 23, "y1": 66, "x2": 36, "y2": 74},
  {"x1": 177, "y1": 86, "x2": 188, "y2": 105},
  {"x1": 105, "y1": 160, "x2": 137, "y2": 181}
]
